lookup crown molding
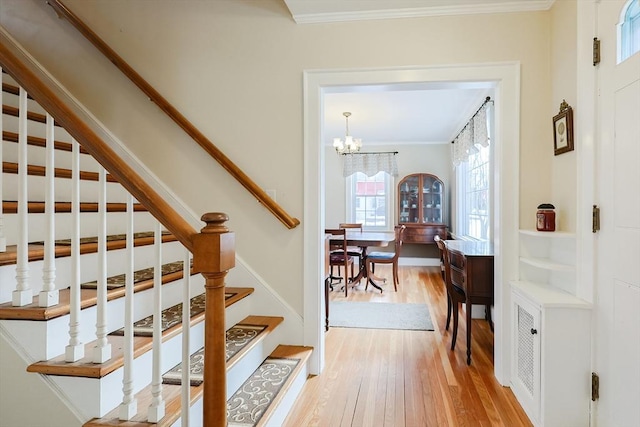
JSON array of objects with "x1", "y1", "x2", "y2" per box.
[{"x1": 288, "y1": 0, "x2": 556, "y2": 24}]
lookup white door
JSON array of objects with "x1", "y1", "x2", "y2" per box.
[{"x1": 594, "y1": 0, "x2": 640, "y2": 425}]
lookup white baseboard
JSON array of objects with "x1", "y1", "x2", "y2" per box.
[{"x1": 398, "y1": 257, "x2": 440, "y2": 267}]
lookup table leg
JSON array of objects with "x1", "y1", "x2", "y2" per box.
[
  {"x1": 466, "y1": 297, "x2": 472, "y2": 365},
  {"x1": 324, "y1": 276, "x2": 330, "y2": 331}
]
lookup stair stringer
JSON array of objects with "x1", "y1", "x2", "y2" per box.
[{"x1": 0, "y1": 325, "x2": 85, "y2": 427}]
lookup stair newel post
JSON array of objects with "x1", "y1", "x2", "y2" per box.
[
  {"x1": 192, "y1": 212, "x2": 235, "y2": 427},
  {"x1": 12, "y1": 87, "x2": 31, "y2": 306},
  {"x1": 39, "y1": 112, "x2": 58, "y2": 307},
  {"x1": 0, "y1": 67, "x2": 5, "y2": 253},
  {"x1": 65, "y1": 138, "x2": 83, "y2": 361},
  {"x1": 92, "y1": 166, "x2": 111, "y2": 362}
]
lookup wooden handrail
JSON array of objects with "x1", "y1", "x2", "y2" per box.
[
  {"x1": 46, "y1": 0, "x2": 300, "y2": 230},
  {"x1": 0, "y1": 35, "x2": 197, "y2": 251}
]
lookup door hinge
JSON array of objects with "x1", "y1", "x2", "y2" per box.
[
  {"x1": 592, "y1": 205, "x2": 600, "y2": 233},
  {"x1": 593, "y1": 37, "x2": 601, "y2": 66},
  {"x1": 592, "y1": 372, "x2": 600, "y2": 401}
]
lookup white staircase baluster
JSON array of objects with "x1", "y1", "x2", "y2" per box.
[
  {"x1": 65, "y1": 138, "x2": 83, "y2": 361},
  {"x1": 0, "y1": 67, "x2": 6, "y2": 253},
  {"x1": 181, "y1": 247, "x2": 191, "y2": 426},
  {"x1": 148, "y1": 220, "x2": 165, "y2": 422},
  {"x1": 39, "y1": 113, "x2": 58, "y2": 307},
  {"x1": 12, "y1": 87, "x2": 31, "y2": 306},
  {"x1": 119, "y1": 194, "x2": 137, "y2": 420},
  {"x1": 93, "y1": 166, "x2": 111, "y2": 362}
]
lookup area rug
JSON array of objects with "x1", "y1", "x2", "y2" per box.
[{"x1": 329, "y1": 302, "x2": 434, "y2": 331}]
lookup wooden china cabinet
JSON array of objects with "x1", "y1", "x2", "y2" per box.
[{"x1": 397, "y1": 173, "x2": 448, "y2": 244}]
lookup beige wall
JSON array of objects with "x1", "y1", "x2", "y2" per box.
[
  {"x1": 550, "y1": 0, "x2": 578, "y2": 232},
  {"x1": 0, "y1": 0, "x2": 553, "y2": 314}
]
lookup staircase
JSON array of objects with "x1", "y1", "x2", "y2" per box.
[{"x1": 0, "y1": 32, "x2": 310, "y2": 427}]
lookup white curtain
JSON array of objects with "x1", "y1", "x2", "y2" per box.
[
  {"x1": 343, "y1": 152, "x2": 398, "y2": 177},
  {"x1": 451, "y1": 101, "x2": 490, "y2": 166}
]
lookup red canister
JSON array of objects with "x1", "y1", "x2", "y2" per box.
[{"x1": 536, "y1": 203, "x2": 556, "y2": 231}]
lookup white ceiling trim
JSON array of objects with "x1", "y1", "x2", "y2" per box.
[{"x1": 288, "y1": 0, "x2": 556, "y2": 24}]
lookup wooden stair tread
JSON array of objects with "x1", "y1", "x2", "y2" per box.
[
  {"x1": 0, "y1": 231, "x2": 176, "y2": 267},
  {"x1": 83, "y1": 336, "x2": 306, "y2": 427},
  {"x1": 0, "y1": 271, "x2": 252, "y2": 320},
  {"x1": 3, "y1": 200, "x2": 148, "y2": 214},
  {"x1": 2, "y1": 161, "x2": 118, "y2": 182},
  {"x1": 26, "y1": 289, "x2": 256, "y2": 378},
  {"x1": 2, "y1": 130, "x2": 90, "y2": 154},
  {"x1": 0, "y1": 260, "x2": 193, "y2": 321},
  {"x1": 2, "y1": 104, "x2": 48, "y2": 124}
]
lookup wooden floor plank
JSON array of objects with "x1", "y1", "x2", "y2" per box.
[{"x1": 283, "y1": 265, "x2": 532, "y2": 427}]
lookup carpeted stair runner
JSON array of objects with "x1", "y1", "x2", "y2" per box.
[
  {"x1": 110, "y1": 291, "x2": 237, "y2": 336},
  {"x1": 226, "y1": 357, "x2": 301, "y2": 427},
  {"x1": 81, "y1": 259, "x2": 190, "y2": 290},
  {"x1": 33, "y1": 231, "x2": 169, "y2": 246},
  {"x1": 162, "y1": 323, "x2": 267, "y2": 386}
]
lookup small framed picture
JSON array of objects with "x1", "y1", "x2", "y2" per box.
[{"x1": 553, "y1": 100, "x2": 574, "y2": 155}]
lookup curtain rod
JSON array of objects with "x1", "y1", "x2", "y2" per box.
[
  {"x1": 341, "y1": 151, "x2": 398, "y2": 155},
  {"x1": 451, "y1": 96, "x2": 493, "y2": 144}
]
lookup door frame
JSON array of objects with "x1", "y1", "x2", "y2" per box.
[{"x1": 303, "y1": 62, "x2": 521, "y2": 384}]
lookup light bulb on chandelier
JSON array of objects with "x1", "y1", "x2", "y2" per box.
[{"x1": 333, "y1": 112, "x2": 362, "y2": 154}]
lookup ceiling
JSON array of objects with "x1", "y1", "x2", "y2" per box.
[
  {"x1": 323, "y1": 82, "x2": 494, "y2": 146},
  {"x1": 283, "y1": 0, "x2": 555, "y2": 24},
  {"x1": 283, "y1": 0, "x2": 553, "y2": 148}
]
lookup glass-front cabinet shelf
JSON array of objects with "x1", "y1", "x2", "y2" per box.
[{"x1": 398, "y1": 173, "x2": 447, "y2": 244}]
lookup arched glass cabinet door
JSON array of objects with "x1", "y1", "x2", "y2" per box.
[{"x1": 397, "y1": 173, "x2": 447, "y2": 244}]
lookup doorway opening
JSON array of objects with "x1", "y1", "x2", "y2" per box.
[{"x1": 303, "y1": 63, "x2": 521, "y2": 386}]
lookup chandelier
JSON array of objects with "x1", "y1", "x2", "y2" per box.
[{"x1": 333, "y1": 112, "x2": 362, "y2": 154}]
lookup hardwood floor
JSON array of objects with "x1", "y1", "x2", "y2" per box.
[{"x1": 283, "y1": 265, "x2": 532, "y2": 427}]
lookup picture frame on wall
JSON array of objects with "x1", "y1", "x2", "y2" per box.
[{"x1": 553, "y1": 100, "x2": 574, "y2": 155}]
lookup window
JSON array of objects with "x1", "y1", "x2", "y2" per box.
[
  {"x1": 346, "y1": 171, "x2": 392, "y2": 230},
  {"x1": 455, "y1": 103, "x2": 493, "y2": 241},
  {"x1": 619, "y1": 0, "x2": 640, "y2": 63},
  {"x1": 456, "y1": 144, "x2": 492, "y2": 240}
]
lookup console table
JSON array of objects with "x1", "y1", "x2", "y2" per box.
[{"x1": 445, "y1": 239, "x2": 494, "y2": 365}]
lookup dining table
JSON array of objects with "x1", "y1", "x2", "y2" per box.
[
  {"x1": 325, "y1": 229, "x2": 395, "y2": 329},
  {"x1": 332, "y1": 230, "x2": 396, "y2": 290}
]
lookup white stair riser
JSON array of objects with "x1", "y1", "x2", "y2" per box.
[
  {"x1": 2, "y1": 140, "x2": 102, "y2": 173},
  {"x1": 3, "y1": 173, "x2": 132, "y2": 203},
  {"x1": 0, "y1": 240, "x2": 187, "y2": 304},
  {"x1": 0, "y1": 274, "x2": 205, "y2": 360},
  {"x1": 47, "y1": 320, "x2": 207, "y2": 419},
  {"x1": 2, "y1": 211, "x2": 158, "y2": 246},
  {"x1": 1, "y1": 78, "x2": 50, "y2": 115},
  {"x1": 1, "y1": 108, "x2": 73, "y2": 140}
]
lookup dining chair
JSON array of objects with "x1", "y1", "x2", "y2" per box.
[
  {"x1": 339, "y1": 223, "x2": 364, "y2": 268},
  {"x1": 325, "y1": 228, "x2": 355, "y2": 297},
  {"x1": 364, "y1": 225, "x2": 405, "y2": 292},
  {"x1": 441, "y1": 242, "x2": 467, "y2": 351},
  {"x1": 434, "y1": 235, "x2": 452, "y2": 330}
]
